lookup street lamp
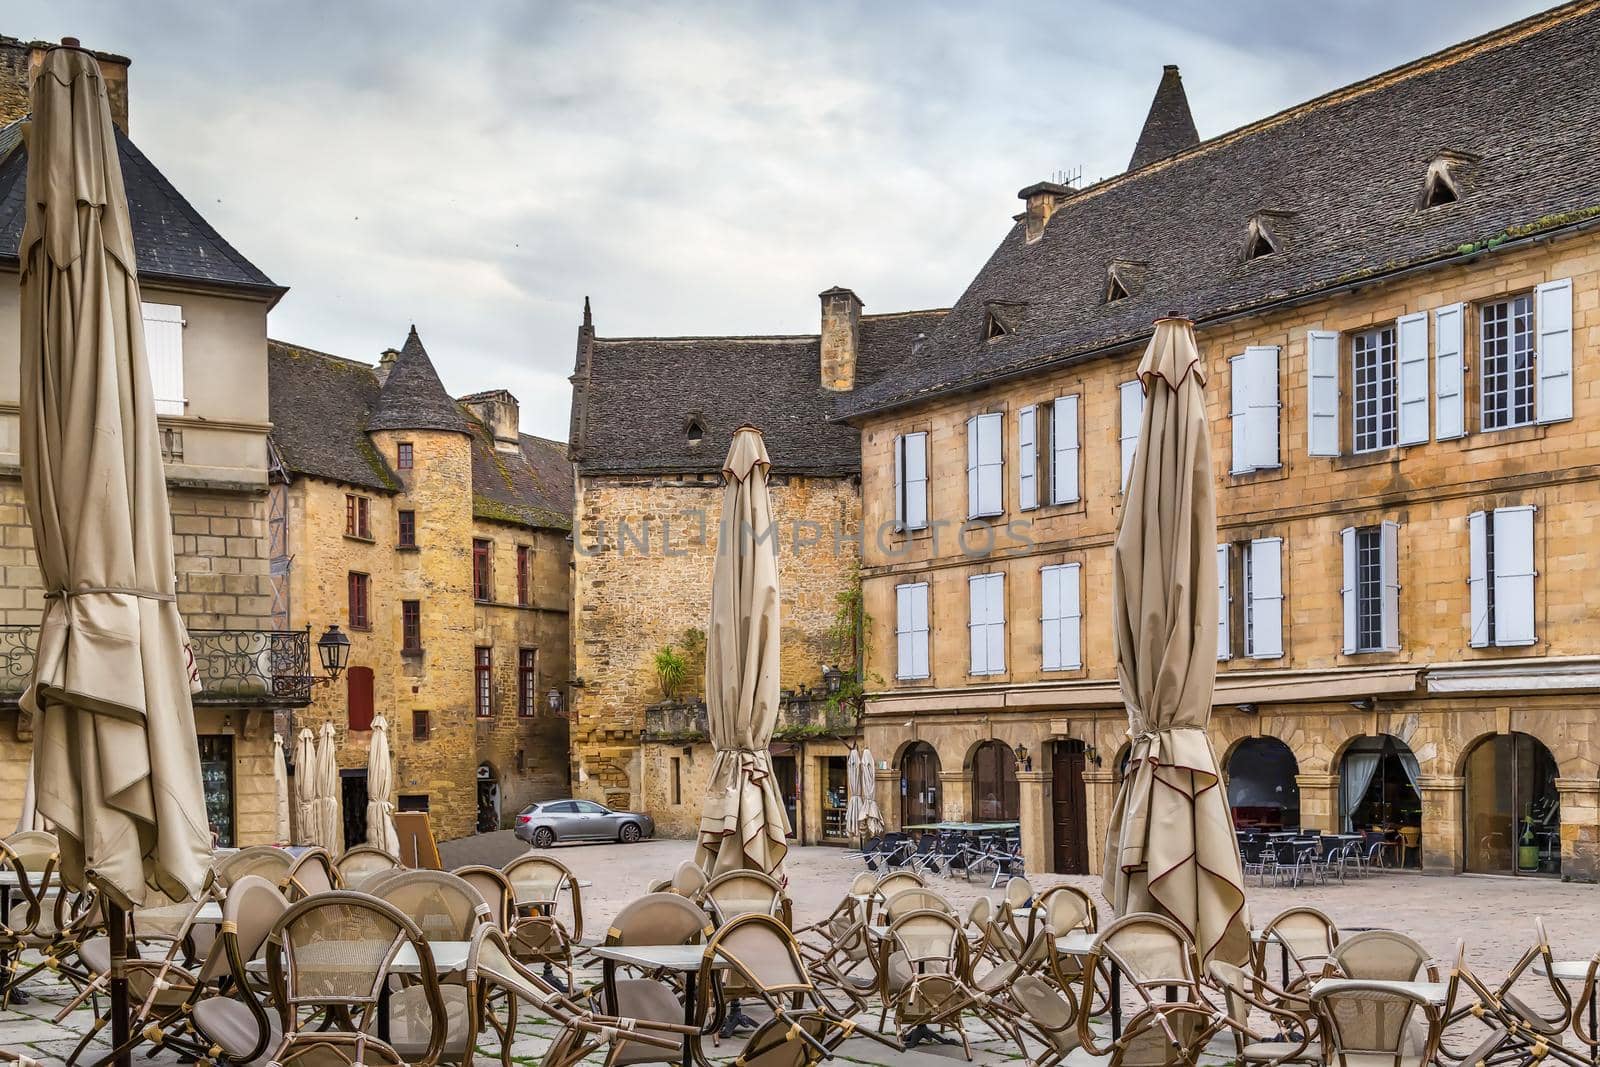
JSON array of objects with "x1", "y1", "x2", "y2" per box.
[
  {"x1": 547, "y1": 687, "x2": 563, "y2": 714},
  {"x1": 316, "y1": 624, "x2": 351, "y2": 682},
  {"x1": 1015, "y1": 743, "x2": 1032, "y2": 773},
  {"x1": 822, "y1": 665, "x2": 844, "y2": 694}
]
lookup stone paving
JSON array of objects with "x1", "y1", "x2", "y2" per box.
[{"x1": 2, "y1": 835, "x2": 1597, "y2": 1065}]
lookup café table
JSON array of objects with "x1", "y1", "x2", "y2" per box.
[
  {"x1": 1056, "y1": 930, "x2": 1125, "y2": 1039},
  {"x1": 1534, "y1": 959, "x2": 1599, "y2": 1065},
  {"x1": 590, "y1": 943, "x2": 726, "y2": 1067}
]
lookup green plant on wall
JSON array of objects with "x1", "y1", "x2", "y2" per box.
[
  {"x1": 825, "y1": 567, "x2": 880, "y2": 731},
  {"x1": 678, "y1": 627, "x2": 707, "y2": 694},
  {"x1": 654, "y1": 645, "x2": 688, "y2": 701}
]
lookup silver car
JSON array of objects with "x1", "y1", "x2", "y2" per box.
[{"x1": 514, "y1": 798, "x2": 656, "y2": 848}]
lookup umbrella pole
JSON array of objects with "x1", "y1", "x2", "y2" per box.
[{"x1": 107, "y1": 899, "x2": 131, "y2": 1067}]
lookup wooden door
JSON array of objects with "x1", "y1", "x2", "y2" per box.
[{"x1": 1052, "y1": 740, "x2": 1089, "y2": 874}]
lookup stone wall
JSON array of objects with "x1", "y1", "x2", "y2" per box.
[
  {"x1": 572, "y1": 472, "x2": 860, "y2": 810},
  {"x1": 856, "y1": 226, "x2": 1600, "y2": 881}
]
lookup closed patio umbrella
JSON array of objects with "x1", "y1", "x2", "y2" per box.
[
  {"x1": 314, "y1": 721, "x2": 343, "y2": 856},
  {"x1": 293, "y1": 727, "x2": 316, "y2": 846},
  {"x1": 845, "y1": 749, "x2": 864, "y2": 837},
  {"x1": 694, "y1": 426, "x2": 791, "y2": 879},
  {"x1": 857, "y1": 747, "x2": 883, "y2": 836},
  {"x1": 1102, "y1": 318, "x2": 1249, "y2": 965},
  {"x1": 271, "y1": 732, "x2": 290, "y2": 845},
  {"x1": 366, "y1": 714, "x2": 399, "y2": 854}
]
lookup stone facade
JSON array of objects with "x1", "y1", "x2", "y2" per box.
[{"x1": 859, "y1": 227, "x2": 1600, "y2": 881}]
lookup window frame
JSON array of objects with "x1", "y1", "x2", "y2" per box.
[
  {"x1": 344, "y1": 494, "x2": 372, "y2": 539},
  {"x1": 475, "y1": 646, "x2": 493, "y2": 718},
  {"x1": 401, "y1": 599, "x2": 422, "y2": 653},
  {"x1": 1478, "y1": 292, "x2": 1537, "y2": 432},
  {"x1": 347, "y1": 571, "x2": 370, "y2": 630},
  {"x1": 517, "y1": 545, "x2": 532, "y2": 607},
  {"x1": 967, "y1": 572, "x2": 1006, "y2": 677},
  {"x1": 518, "y1": 648, "x2": 538, "y2": 716},
  {"x1": 1351, "y1": 326, "x2": 1399, "y2": 454},
  {"x1": 412, "y1": 709, "x2": 431, "y2": 741},
  {"x1": 1039, "y1": 562, "x2": 1082, "y2": 672},
  {"x1": 1354, "y1": 527, "x2": 1384, "y2": 653},
  {"x1": 472, "y1": 539, "x2": 493, "y2": 602},
  {"x1": 397, "y1": 442, "x2": 414, "y2": 470},
  {"x1": 894, "y1": 581, "x2": 931, "y2": 681},
  {"x1": 893, "y1": 431, "x2": 929, "y2": 532},
  {"x1": 397, "y1": 509, "x2": 417, "y2": 549}
]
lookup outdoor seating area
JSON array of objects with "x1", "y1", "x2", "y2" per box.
[
  {"x1": 1236, "y1": 829, "x2": 1418, "y2": 888},
  {"x1": 855, "y1": 824, "x2": 1025, "y2": 887},
  {"x1": 8, "y1": 836, "x2": 1600, "y2": 1067}
]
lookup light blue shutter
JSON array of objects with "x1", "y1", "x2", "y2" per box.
[
  {"x1": 1051, "y1": 396, "x2": 1079, "y2": 503},
  {"x1": 1216, "y1": 544, "x2": 1231, "y2": 661},
  {"x1": 1248, "y1": 537, "x2": 1283, "y2": 659},
  {"x1": 968, "y1": 575, "x2": 989, "y2": 674},
  {"x1": 1340, "y1": 527, "x2": 1357, "y2": 654},
  {"x1": 966, "y1": 417, "x2": 980, "y2": 518},
  {"x1": 142, "y1": 302, "x2": 185, "y2": 416},
  {"x1": 1307, "y1": 330, "x2": 1340, "y2": 456},
  {"x1": 1434, "y1": 304, "x2": 1465, "y2": 440},
  {"x1": 1396, "y1": 312, "x2": 1429, "y2": 445},
  {"x1": 1535, "y1": 278, "x2": 1573, "y2": 423},
  {"x1": 904, "y1": 432, "x2": 927, "y2": 529},
  {"x1": 1041, "y1": 566, "x2": 1062, "y2": 670},
  {"x1": 911, "y1": 584, "x2": 929, "y2": 678},
  {"x1": 1380, "y1": 521, "x2": 1401, "y2": 652},
  {"x1": 1492, "y1": 506, "x2": 1536, "y2": 646},
  {"x1": 1119, "y1": 381, "x2": 1142, "y2": 492},
  {"x1": 896, "y1": 583, "x2": 916, "y2": 675},
  {"x1": 1467, "y1": 511, "x2": 1488, "y2": 648},
  {"x1": 1018, "y1": 406, "x2": 1038, "y2": 511},
  {"x1": 1228, "y1": 354, "x2": 1250, "y2": 474},
  {"x1": 1246, "y1": 345, "x2": 1281, "y2": 469},
  {"x1": 986, "y1": 573, "x2": 1005, "y2": 673},
  {"x1": 893, "y1": 435, "x2": 906, "y2": 531},
  {"x1": 1061, "y1": 563, "x2": 1081, "y2": 670}
]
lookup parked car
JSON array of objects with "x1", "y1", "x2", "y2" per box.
[{"x1": 514, "y1": 799, "x2": 656, "y2": 848}]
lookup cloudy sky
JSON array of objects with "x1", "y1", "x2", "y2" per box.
[{"x1": 12, "y1": 1, "x2": 1554, "y2": 438}]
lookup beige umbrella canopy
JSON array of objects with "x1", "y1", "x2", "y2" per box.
[
  {"x1": 854, "y1": 747, "x2": 883, "y2": 837},
  {"x1": 271, "y1": 733, "x2": 291, "y2": 845},
  {"x1": 694, "y1": 426, "x2": 791, "y2": 879},
  {"x1": 366, "y1": 714, "x2": 400, "y2": 855},
  {"x1": 17, "y1": 45, "x2": 210, "y2": 906},
  {"x1": 1102, "y1": 318, "x2": 1249, "y2": 966},
  {"x1": 293, "y1": 727, "x2": 317, "y2": 846},
  {"x1": 314, "y1": 721, "x2": 343, "y2": 857}
]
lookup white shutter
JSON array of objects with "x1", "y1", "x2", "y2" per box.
[
  {"x1": 1492, "y1": 506, "x2": 1536, "y2": 646},
  {"x1": 1467, "y1": 510, "x2": 1489, "y2": 648},
  {"x1": 1434, "y1": 303, "x2": 1465, "y2": 440},
  {"x1": 896, "y1": 583, "x2": 915, "y2": 676},
  {"x1": 1307, "y1": 330, "x2": 1340, "y2": 456},
  {"x1": 1535, "y1": 278, "x2": 1573, "y2": 423},
  {"x1": 142, "y1": 302, "x2": 186, "y2": 416},
  {"x1": 986, "y1": 573, "x2": 1006, "y2": 673},
  {"x1": 911, "y1": 584, "x2": 930, "y2": 679},
  {"x1": 1246, "y1": 345, "x2": 1281, "y2": 470},
  {"x1": 1018, "y1": 406, "x2": 1038, "y2": 511},
  {"x1": 1229, "y1": 354, "x2": 1249, "y2": 475},
  {"x1": 1119, "y1": 380, "x2": 1143, "y2": 492},
  {"x1": 903, "y1": 432, "x2": 928, "y2": 530},
  {"x1": 1380, "y1": 521, "x2": 1401, "y2": 652},
  {"x1": 966, "y1": 413, "x2": 1003, "y2": 517},
  {"x1": 1061, "y1": 563, "x2": 1081, "y2": 670},
  {"x1": 1248, "y1": 537, "x2": 1283, "y2": 659},
  {"x1": 1340, "y1": 527, "x2": 1357, "y2": 654},
  {"x1": 968, "y1": 576, "x2": 986, "y2": 674},
  {"x1": 966, "y1": 417, "x2": 980, "y2": 518},
  {"x1": 1041, "y1": 566, "x2": 1061, "y2": 670},
  {"x1": 1396, "y1": 312, "x2": 1429, "y2": 445},
  {"x1": 1216, "y1": 544, "x2": 1231, "y2": 661},
  {"x1": 893, "y1": 435, "x2": 906, "y2": 531},
  {"x1": 1051, "y1": 395, "x2": 1080, "y2": 503}
]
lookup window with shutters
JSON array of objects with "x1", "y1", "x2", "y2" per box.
[
  {"x1": 518, "y1": 648, "x2": 539, "y2": 715},
  {"x1": 397, "y1": 509, "x2": 417, "y2": 549},
  {"x1": 1355, "y1": 528, "x2": 1383, "y2": 651},
  {"x1": 401, "y1": 600, "x2": 421, "y2": 653},
  {"x1": 472, "y1": 539, "x2": 493, "y2": 602},
  {"x1": 1018, "y1": 406, "x2": 1038, "y2": 511},
  {"x1": 893, "y1": 432, "x2": 929, "y2": 531},
  {"x1": 141, "y1": 302, "x2": 186, "y2": 416},
  {"x1": 968, "y1": 573, "x2": 1006, "y2": 676},
  {"x1": 1341, "y1": 524, "x2": 1399, "y2": 654},
  {"x1": 475, "y1": 647, "x2": 493, "y2": 717},
  {"x1": 1469, "y1": 507, "x2": 1536, "y2": 648},
  {"x1": 347, "y1": 572, "x2": 370, "y2": 630},
  {"x1": 1118, "y1": 381, "x2": 1143, "y2": 492},
  {"x1": 895, "y1": 582, "x2": 930, "y2": 681},
  {"x1": 1351, "y1": 327, "x2": 1398, "y2": 452},
  {"x1": 1040, "y1": 563, "x2": 1082, "y2": 671},
  {"x1": 1217, "y1": 538, "x2": 1284, "y2": 661},
  {"x1": 517, "y1": 545, "x2": 532, "y2": 606},
  {"x1": 347, "y1": 666, "x2": 374, "y2": 732},
  {"x1": 1047, "y1": 395, "x2": 1080, "y2": 504},
  {"x1": 966, "y1": 414, "x2": 1004, "y2": 518},
  {"x1": 1480, "y1": 294, "x2": 1536, "y2": 430},
  {"x1": 345, "y1": 495, "x2": 371, "y2": 539},
  {"x1": 1228, "y1": 347, "x2": 1280, "y2": 474}
]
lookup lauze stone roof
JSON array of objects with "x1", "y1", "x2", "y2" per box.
[
  {"x1": 268, "y1": 331, "x2": 573, "y2": 530},
  {"x1": 838, "y1": 1, "x2": 1600, "y2": 419},
  {"x1": 0, "y1": 119, "x2": 279, "y2": 293},
  {"x1": 571, "y1": 307, "x2": 948, "y2": 476}
]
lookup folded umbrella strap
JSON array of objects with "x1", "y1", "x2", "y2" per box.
[{"x1": 46, "y1": 587, "x2": 176, "y2": 602}]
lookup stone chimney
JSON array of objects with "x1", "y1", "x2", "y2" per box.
[
  {"x1": 0, "y1": 36, "x2": 131, "y2": 133},
  {"x1": 1017, "y1": 181, "x2": 1073, "y2": 243},
  {"x1": 818, "y1": 286, "x2": 862, "y2": 392},
  {"x1": 375, "y1": 347, "x2": 399, "y2": 385},
  {"x1": 461, "y1": 390, "x2": 523, "y2": 454}
]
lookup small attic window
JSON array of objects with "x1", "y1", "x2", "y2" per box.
[
  {"x1": 1244, "y1": 218, "x2": 1279, "y2": 262},
  {"x1": 984, "y1": 312, "x2": 1011, "y2": 342},
  {"x1": 1105, "y1": 272, "x2": 1130, "y2": 304},
  {"x1": 1421, "y1": 159, "x2": 1460, "y2": 208},
  {"x1": 685, "y1": 416, "x2": 706, "y2": 446}
]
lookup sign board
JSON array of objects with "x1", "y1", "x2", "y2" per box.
[{"x1": 392, "y1": 810, "x2": 441, "y2": 870}]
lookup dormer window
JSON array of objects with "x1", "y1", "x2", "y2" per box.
[
  {"x1": 1103, "y1": 261, "x2": 1146, "y2": 305},
  {"x1": 685, "y1": 415, "x2": 706, "y2": 446},
  {"x1": 1244, "y1": 218, "x2": 1278, "y2": 261},
  {"x1": 1421, "y1": 158, "x2": 1460, "y2": 208},
  {"x1": 981, "y1": 301, "x2": 1024, "y2": 343},
  {"x1": 984, "y1": 313, "x2": 1010, "y2": 341},
  {"x1": 1105, "y1": 274, "x2": 1130, "y2": 304}
]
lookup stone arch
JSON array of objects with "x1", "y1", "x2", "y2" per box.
[
  {"x1": 476, "y1": 760, "x2": 502, "y2": 833},
  {"x1": 1224, "y1": 736, "x2": 1300, "y2": 829},
  {"x1": 1452, "y1": 726, "x2": 1579, "y2": 780},
  {"x1": 897, "y1": 741, "x2": 943, "y2": 827},
  {"x1": 969, "y1": 739, "x2": 1019, "y2": 823},
  {"x1": 1460, "y1": 730, "x2": 1564, "y2": 876}
]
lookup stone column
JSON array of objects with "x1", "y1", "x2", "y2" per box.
[
  {"x1": 1556, "y1": 778, "x2": 1600, "y2": 882},
  {"x1": 1294, "y1": 773, "x2": 1339, "y2": 833},
  {"x1": 1417, "y1": 775, "x2": 1464, "y2": 875},
  {"x1": 1017, "y1": 769, "x2": 1050, "y2": 876},
  {"x1": 1083, "y1": 768, "x2": 1118, "y2": 878},
  {"x1": 940, "y1": 770, "x2": 970, "y2": 825}
]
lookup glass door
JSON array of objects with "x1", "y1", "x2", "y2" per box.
[{"x1": 197, "y1": 735, "x2": 235, "y2": 848}]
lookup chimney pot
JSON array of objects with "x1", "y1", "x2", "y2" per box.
[
  {"x1": 818, "y1": 287, "x2": 862, "y2": 392},
  {"x1": 375, "y1": 347, "x2": 399, "y2": 385}
]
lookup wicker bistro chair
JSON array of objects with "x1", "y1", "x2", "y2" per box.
[
  {"x1": 1207, "y1": 961, "x2": 1319, "y2": 1067},
  {"x1": 453, "y1": 865, "x2": 517, "y2": 932},
  {"x1": 883, "y1": 887, "x2": 954, "y2": 924},
  {"x1": 281, "y1": 847, "x2": 338, "y2": 900},
  {"x1": 876, "y1": 907, "x2": 995, "y2": 1055},
  {"x1": 214, "y1": 844, "x2": 294, "y2": 890},
  {"x1": 703, "y1": 869, "x2": 790, "y2": 928},
  {"x1": 264, "y1": 891, "x2": 448, "y2": 1067},
  {"x1": 871, "y1": 869, "x2": 925, "y2": 908},
  {"x1": 647, "y1": 861, "x2": 709, "y2": 901},
  {"x1": 1074, "y1": 999, "x2": 1227, "y2": 1067},
  {"x1": 1331, "y1": 929, "x2": 1438, "y2": 983},
  {"x1": 336, "y1": 845, "x2": 403, "y2": 889},
  {"x1": 1438, "y1": 924, "x2": 1592, "y2": 1067},
  {"x1": 1256, "y1": 906, "x2": 1341, "y2": 990},
  {"x1": 1311, "y1": 981, "x2": 1445, "y2": 1067},
  {"x1": 596, "y1": 892, "x2": 716, "y2": 1056},
  {"x1": 502, "y1": 854, "x2": 585, "y2": 987},
  {"x1": 0, "y1": 832, "x2": 61, "y2": 1005},
  {"x1": 372, "y1": 870, "x2": 493, "y2": 944},
  {"x1": 185, "y1": 875, "x2": 290, "y2": 1067}
]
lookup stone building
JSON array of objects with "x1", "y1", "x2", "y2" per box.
[
  {"x1": 838, "y1": 2, "x2": 1600, "y2": 880},
  {"x1": 568, "y1": 296, "x2": 946, "y2": 842},
  {"x1": 0, "y1": 36, "x2": 310, "y2": 843},
  {"x1": 267, "y1": 329, "x2": 572, "y2": 843}
]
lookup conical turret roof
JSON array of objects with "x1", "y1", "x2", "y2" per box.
[
  {"x1": 366, "y1": 326, "x2": 472, "y2": 435},
  {"x1": 1128, "y1": 65, "x2": 1199, "y2": 171}
]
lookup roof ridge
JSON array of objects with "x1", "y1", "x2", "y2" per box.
[
  {"x1": 862, "y1": 308, "x2": 950, "y2": 321},
  {"x1": 1083, "y1": 0, "x2": 1599, "y2": 199},
  {"x1": 594, "y1": 333, "x2": 818, "y2": 344},
  {"x1": 267, "y1": 338, "x2": 375, "y2": 371}
]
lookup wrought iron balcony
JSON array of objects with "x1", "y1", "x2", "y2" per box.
[{"x1": 0, "y1": 625, "x2": 312, "y2": 708}]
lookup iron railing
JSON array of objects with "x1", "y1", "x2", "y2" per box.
[
  {"x1": 0, "y1": 625, "x2": 312, "y2": 708},
  {"x1": 644, "y1": 691, "x2": 857, "y2": 742}
]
